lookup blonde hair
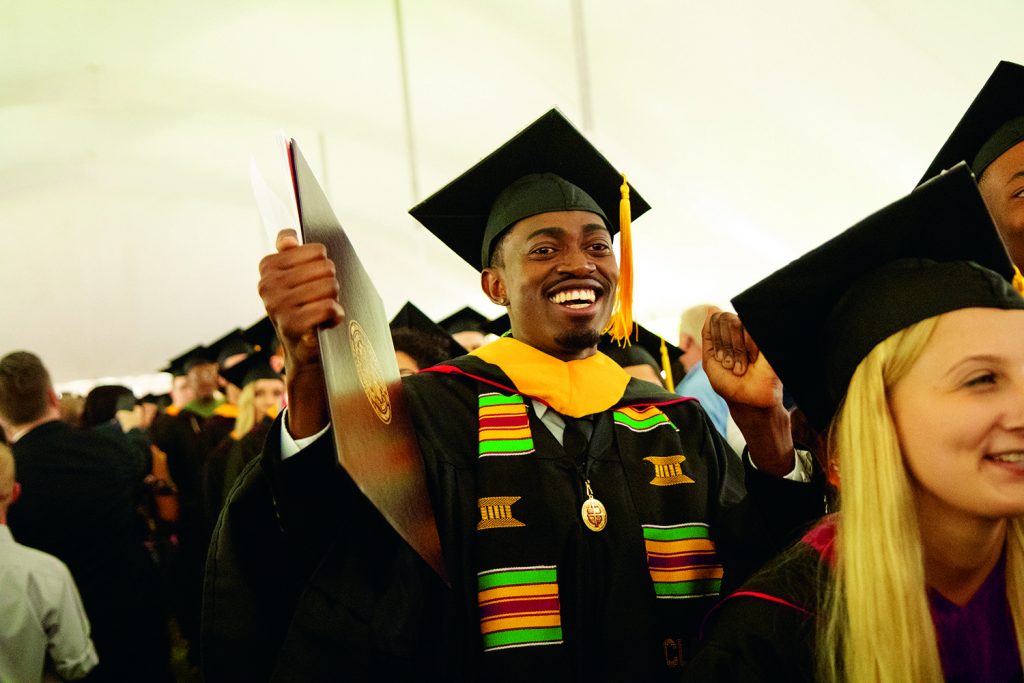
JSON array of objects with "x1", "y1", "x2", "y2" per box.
[
  {"x1": 231, "y1": 384, "x2": 257, "y2": 440},
  {"x1": 0, "y1": 442, "x2": 14, "y2": 501},
  {"x1": 820, "y1": 315, "x2": 1024, "y2": 682}
]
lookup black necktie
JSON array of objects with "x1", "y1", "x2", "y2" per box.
[{"x1": 562, "y1": 416, "x2": 591, "y2": 464}]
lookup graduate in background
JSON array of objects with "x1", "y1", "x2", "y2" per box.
[
  {"x1": 688, "y1": 165, "x2": 1024, "y2": 681},
  {"x1": 921, "y1": 61, "x2": 1024, "y2": 268}
]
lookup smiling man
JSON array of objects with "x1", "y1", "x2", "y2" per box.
[{"x1": 203, "y1": 110, "x2": 823, "y2": 681}]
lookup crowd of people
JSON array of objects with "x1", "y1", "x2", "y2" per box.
[{"x1": 2, "y1": 60, "x2": 1024, "y2": 682}]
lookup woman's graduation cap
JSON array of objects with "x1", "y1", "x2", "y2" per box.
[
  {"x1": 734, "y1": 163, "x2": 1024, "y2": 431},
  {"x1": 220, "y1": 349, "x2": 282, "y2": 390},
  {"x1": 389, "y1": 302, "x2": 466, "y2": 362},
  {"x1": 920, "y1": 60, "x2": 1024, "y2": 183},
  {"x1": 409, "y1": 108, "x2": 651, "y2": 343},
  {"x1": 438, "y1": 306, "x2": 489, "y2": 335},
  {"x1": 243, "y1": 316, "x2": 279, "y2": 354}
]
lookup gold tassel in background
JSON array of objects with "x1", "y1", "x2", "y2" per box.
[{"x1": 659, "y1": 337, "x2": 675, "y2": 393}]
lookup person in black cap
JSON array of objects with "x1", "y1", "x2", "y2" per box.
[
  {"x1": 598, "y1": 323, "x2": 682, "y2": 389},
  {"x1": 687, "y1": 164, "x2": 1024, "y2": 681},
  {"x1": 921, "y1": 60, "x2": 1024, "y2": 269},
  {"x1": 205, "y1": 350, "x2": 285, "y2": 524},
  {"x1": 153, "y1": 331, "x2": 250, "y2": 667},
  {"x1": 200, "y1": 329, "x2": 256, "y2": 457},
  {"x1": 439, "y1": 306, "x2": 492, "y2": 352},
  {"x1": 390, "y1": 302, "x2": 466, "y2": 376},
  {"x1": 243, "y1": 316, "x2": 286, "y2": 374},
  {"x1": 205, "y1": 109, "x2": 823, "y2": 680}
]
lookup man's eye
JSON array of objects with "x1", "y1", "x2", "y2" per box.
[
  {"x1": 587, "y1": 243, "x2": 610, "y2": 252},
  {"x1": 531, "y1": 246, "x2": 555, "y2": 256}
]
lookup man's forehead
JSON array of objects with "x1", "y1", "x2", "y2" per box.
[
  {"x1": 986, "y1": 139, "x2": 1024, "y2": 182},
  {"x1": 509, "y1": 210, "x2": 611, "y2": 238}
]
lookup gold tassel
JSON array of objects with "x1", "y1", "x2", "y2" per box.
[
  {"x1": 659, "y1": 337, "x2": 675, "y2": 393},
  {"x1": 603, "y1": 174, "x2": 635, "y2": 345},
  {"x1": 1014, "y1": 265, "x2": 1024, "y2": 295}
]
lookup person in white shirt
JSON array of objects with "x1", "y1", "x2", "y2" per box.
[{"x1": 0, "y1": 441, "x2": 98, "y2": 682}]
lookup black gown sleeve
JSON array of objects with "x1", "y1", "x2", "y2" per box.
[
  {"x1": 687, "y1": 401, "x2": 826, "y2": 593},
  {"x1": 682, "y1": 592, "x2": 816, "y2": 682}
]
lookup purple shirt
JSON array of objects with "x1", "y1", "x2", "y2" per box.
[{"x1": 929, "y1": 553, "x2": 1022, "y2": 682}]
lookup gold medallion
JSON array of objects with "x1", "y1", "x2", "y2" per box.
[
  {"x1": 580, "y1": 480, "x2": 607, "y2": 532},
  {"x1": 348, "y1": 320, "x2": 392, "y2": 424}
]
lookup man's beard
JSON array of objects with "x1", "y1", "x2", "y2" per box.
[{"x1": 553, "y1": 327, "x2": 601, "y2": 352}]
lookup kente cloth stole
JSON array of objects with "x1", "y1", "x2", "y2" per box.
[{"x1": 471, "y1": 385, "x2": 725, "y2": 657}]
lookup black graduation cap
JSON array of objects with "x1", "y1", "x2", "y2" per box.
[
  {"x1": 243, "y1": 316, "x2": 279, "y2": 354},
  {"x1": 162, "y1": 345, "x2": 217, "y2": 375},
  {"x1": 160, "y1": 348, "x2": 195, "y2": 376},
  {"x1": 920, "y1": 61, "x2": 1024, "y2": 183},
  {"x1": 438, "y1": 306, "x2": 489, "y2": 334},
  {"x1": 599, "y1": 324, "x2": 683, "y2": 391},
  {"x1": 390, "y1": 302, "x2": 466, "y2": 361},
  {"x1": 409, "y1": 108, "x2": 650, "y2": 271},
  {"x1": 734, "y1": 163, "x2": 1024, "y2": 431},
  {"x1": 220, "y1": 349, "x2": 283, "y2": 390},
  {"x1": 208, "y1": 329, "x2": 253, "y2": 369}
]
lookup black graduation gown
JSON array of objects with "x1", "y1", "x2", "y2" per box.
[
  {"x1": 202, "y1": 354, "x2": 824, "y2": 681},
  {"x1": 683, "y1": 539, "x2": 822, "y2": 682},
  {"x1": 9, "y1": 420, "x2": 169, "y2": 681}
]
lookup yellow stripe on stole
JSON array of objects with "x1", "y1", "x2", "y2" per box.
[
  {"x1": 479, "y1": 584, "x2": 559, "y2": 604},
  {"x1": 619, "y1": 406, "x2": 660, "y2": 420},
  {"x1": 648, "y1": 566, "x2": 725, "y2": 582},
  {"x1": 479, "y1": 405, "x2": 528, "y2": 417},
  {"x1": 479, "y1": 427, "x2": 533, "y2": 441},
  {"x1": 479, "y1": 613, "x2": 562, "y2": 635},
  {"x1": 643, "y1": 539, "x2": 716, "y2": 554}
]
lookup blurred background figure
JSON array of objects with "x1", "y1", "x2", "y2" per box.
[
  {"x1": 206, "y1": 350, "x2": 285, "y2": 530},
  {"x1": 599, "y1": 323, "x2": 682, "y2": 390},
  {"x1": 0, "y1": 352, "x2": 170, "y2": 682},
  {"x1": 0, "y1": 440, "x2": 99, "y2": 682},
  {"x1": 58, "y1": 393, "x2": 85, "y2": 428},
  {"x1": 391, "y1": 302, "x2": 466, "y2": 376},
  {"x1": 440, "y1": 306, "x2": 491, "y2": 352},
  {"x1": 678, "y1": 304, "x2": 746, "y2": 453}
]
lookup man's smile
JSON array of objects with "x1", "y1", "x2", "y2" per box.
[{"x1": 545, "y1": 279, "x2": 606, "y2": 312}]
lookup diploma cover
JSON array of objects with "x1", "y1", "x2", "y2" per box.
[{"x1": 287, "y1": 140, "x2": 447, "y2": 583}]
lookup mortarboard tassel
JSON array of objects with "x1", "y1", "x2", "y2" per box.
[
  {"x1": 659, "y1": 337, "x2": 675, "y2": 393},
  {"x1": 603, "y1": 174, "x2": 636, "y2": 345},
  {"x1": 1014, "y1": 265, "x2": 1024, "y2": 295}
]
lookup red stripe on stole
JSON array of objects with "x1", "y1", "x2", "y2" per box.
[
  {"x1": 478, "y1": 596, "x2": 562, "y2": 619},
  {"x1": 646, "y1": 551, "x2": 719, "y2": 570},
  {"x1": 479, "y1": 415, "x2": 529, "y2": 428}
]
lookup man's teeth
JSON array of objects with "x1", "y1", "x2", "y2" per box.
[
  {"x1": 989, "y1": 452, "x2": 1024, "y2": 463},
  {"x1": 548, "y1": 289, "x2": 597, "y2": 306}
]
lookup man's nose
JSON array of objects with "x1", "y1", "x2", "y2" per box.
[{"x1": 558, "y1": 246, "x2": 596, "y2": 274}]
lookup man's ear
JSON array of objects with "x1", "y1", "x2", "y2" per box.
[
  {"x1": 481, "y1": 267, "x2": 509, "y2": 306},
  {"x1": 47, "y1": 388, "x2": 60, "y2": 410}
]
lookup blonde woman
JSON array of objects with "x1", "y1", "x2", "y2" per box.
[
  {"x1": 686, "y1": 164, "x2": 1024, "y2": 682},
  {"x1": 202, "y1": 353, "x2": 284, "y2": 528}
]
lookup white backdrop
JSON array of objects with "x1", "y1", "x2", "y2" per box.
[{"x1": 3, "y1": 0, "x2": 1023, "y2": 386}]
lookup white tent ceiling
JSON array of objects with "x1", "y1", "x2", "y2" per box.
[{"x1": 3, "y1": 0, "x2": 1023, "y2": 386}]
